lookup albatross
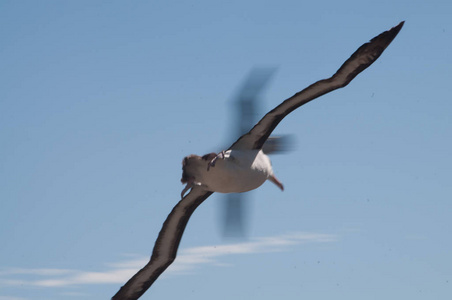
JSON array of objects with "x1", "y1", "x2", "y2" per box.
[{"x1": 113, "y1": 21, "x2": 404, "y2": 300}]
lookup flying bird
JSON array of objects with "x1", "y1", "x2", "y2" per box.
[{"x1": 112, "y1": 21, "x2": 404, "y2": 300}]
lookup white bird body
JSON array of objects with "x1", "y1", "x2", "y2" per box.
[
  {"x1": 197, "y1": 149, "x2": 275, "y2": 193},
  {"x1": 181, "y1": 149, "x2": 284, "y2": 197}
]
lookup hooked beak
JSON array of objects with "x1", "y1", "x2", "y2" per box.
[{"x1": 181, "y1": 177, "x2": 195, "y2": 198}]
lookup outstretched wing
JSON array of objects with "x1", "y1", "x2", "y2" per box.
[
  {"x1": 112, "y1": 187, "x2": 213, "y2": 300},
  {"x1": 230, "y1": 21, "x2": 404, "y2": 151}
]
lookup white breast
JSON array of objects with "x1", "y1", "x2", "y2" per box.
[{"x1": 199, "y1": 149, "x2": 274, "y2": 193}]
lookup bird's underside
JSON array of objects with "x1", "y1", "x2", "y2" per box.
[
  {"x1": 112, "y1": 21, "x2": 404, "y2": 300},
  {"x1": 180, "y1": 149, "x2": 284, "y2": 198}
]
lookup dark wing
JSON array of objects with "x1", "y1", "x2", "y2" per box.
[
  {"x1": 112, "y1": 187, "x2": 213, "y2": 300},
  {"x1": 230, "y1": 21, "x2": 404, "y2": 151}
]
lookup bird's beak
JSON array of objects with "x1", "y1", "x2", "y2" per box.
[{"x1": 181, "y1": 178, "x2": 194, "y2": 198}]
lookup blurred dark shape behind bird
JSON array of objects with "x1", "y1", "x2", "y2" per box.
[{"x1": 221, "y1": 67, "x2": 293, "y2": 238}]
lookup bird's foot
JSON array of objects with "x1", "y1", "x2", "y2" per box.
[
  {"x1": 268, "y1": 174, "x2": 284, "y2": 191},
  {"x1": 207, "y1": 150, "x2": 226, "y2": 171}
]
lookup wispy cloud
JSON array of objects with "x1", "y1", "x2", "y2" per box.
[
  {"x1": 168, "y1": 232, "x2": 337, "y2": 273},
  {"x1": 0, "y1": 232, "x2": 337, "y2": 290},
  {"x1": 0, "y1": 297, "x2": 28, "y2": 300}
]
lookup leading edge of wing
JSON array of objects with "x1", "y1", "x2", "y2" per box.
[
  {"x1": 112, "y1": 187, "x2": 213, "y2": 300},
  {"x1": 230, "y1": 21, "x2": 404, "y2": 151}
]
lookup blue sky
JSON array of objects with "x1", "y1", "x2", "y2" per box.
[{"x1": 1, "y1": 1, "x2": 451, "y2": 299}]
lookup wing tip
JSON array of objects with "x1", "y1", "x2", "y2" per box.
[
  {"x1": 371, "y1": 21, "x2": 405, "y2": 47},
  {"x1": 396, "y1": 20, "x2": 405, "y2": 29},
  {"x1": 389, "y1": 20, "x2": 405, "y2": 37}
]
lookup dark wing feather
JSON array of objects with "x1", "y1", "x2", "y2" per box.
[
  {"x1": 230, "y1": 21, "x2": 404, "y2": 150},
  {"x1": 112, "y1": 187, "x2": 213, "y2": 300}
]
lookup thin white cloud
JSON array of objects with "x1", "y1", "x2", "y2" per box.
[
  {"x1": 0, "y1": 268, "x2": 75, "y2": 276},
  {"x1": 168, "y1": 232, "x2": 337, "y2": 274},
  {"x1": 0, "y1": 232, "x2": 337, "y2": 289}
]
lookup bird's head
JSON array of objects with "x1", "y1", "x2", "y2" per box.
[
  {"x1": 181, "y1": 153, "x2": 218, "y2": 183},
  {"x1": 181, "y1": 154, "x2": 201, "y2": 184},
  {"x1": 180, "y1": 153, "x2": 217, "y2": 198}
]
